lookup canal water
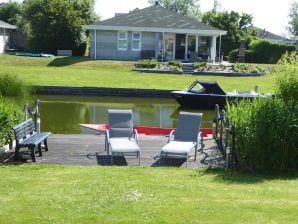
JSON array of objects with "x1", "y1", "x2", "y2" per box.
[{"x1": 12, "y1": 95, "x2": 215, "y2": 134}]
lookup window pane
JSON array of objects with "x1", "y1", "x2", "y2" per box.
[
  {"x1": 118, "y1": 40, "x2": 127, "y2": 49},
  {"x1": 119, "y1": 32, "x2": 126, "y2": 39},
  {"x1": 133, "y1": 33, "x2": 140, "y2": 40},
  {"x1": 132, "y1": 40, "x2": 140, "y2": 50}
]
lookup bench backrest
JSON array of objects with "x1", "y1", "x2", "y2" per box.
[{"x1": 12, "y1": 118, "x2": 35, "y2": 142}]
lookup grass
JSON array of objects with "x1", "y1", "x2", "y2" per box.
[
  {"x1": 0, "y1": 54, "x2": 277, "y2": 92},
  {"x1": 0, "y1": 165, "x2": 297, "y2": 223}
]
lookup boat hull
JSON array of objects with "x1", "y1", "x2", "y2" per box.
[
  {"x1": 171, "y1": 91, "x2": 227, "y2": 109},
  {"x1": 171, "y1": 91, "x2": 260, "y2": 109}
]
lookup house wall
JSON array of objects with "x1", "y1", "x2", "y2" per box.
[
  {"x1": 0, "y1": 28, "x2": 5, "y2": 53},
  {"x1": 0, "y1": 28, "x2": 12, "y2": 53},
  {"x1": 90, "y1": 30, "x2": 156, "y2": 60}
]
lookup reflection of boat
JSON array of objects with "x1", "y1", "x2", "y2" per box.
[
  {"x1": 171, "y1": 80, "x2": 270, "y2": 109},
  {"x1": 79, "y1": 124, "x2": 213, "y2": 137}
]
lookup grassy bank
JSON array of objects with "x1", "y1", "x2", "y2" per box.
[
  {"x1": 0, "y1": 165, "x2": 297, "y2": 224},
  {"x1": 0, "y1": 54, "x2": 277, "y2": 92}
]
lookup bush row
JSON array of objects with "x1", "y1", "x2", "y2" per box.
[
  {"x1": 228, "y1": 39, "x2": 296, "y2": 64},
  {"x1": 135, "y1": 60, "x2": 183, "y2": 70}
]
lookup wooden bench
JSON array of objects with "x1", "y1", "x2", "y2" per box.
[{"x1": 12, "y1": 118, "x2": 51, "y2": 162}]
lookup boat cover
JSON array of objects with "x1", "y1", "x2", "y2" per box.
[{"x1": 190, "y1": 80, "x2": 226, "y2": 95}]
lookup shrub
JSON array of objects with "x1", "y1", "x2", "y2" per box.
[
  {"x1": 277, "y1": 51, "x2": 298, "y2": 65},
  {"x1": 0, "y1": 75, "x2": 33, "y2": 97},
  {"x1": 228, "y1": 49, "x2": 238, "y2": 63},
  {"x1": 168, "y1": 61, "x2": 182, "y2": 69},
  {"x1": 135, "y1": 59, "x2": 157, "y2": 69},
  {"x1": 227, "y1": 62, "x2": 298, "y2": 173},
  {"x1": 276, "y1": 57, "x2": 298, "y2": 110},
  {"x1": 228, "y1": 98, "x2": 298, "y2": 173},
  {"x1": 169, "y1": 65, "x2": 181, "y2": 71},
  {"x1": 244, "y1": 50, "x2": 255, "y2": 63},
  {"x1": 232, "y1": 63, "x2": 265, "y2": 73},
  {"x1": 248, "y1": 39, "x2": 296, "y2": 64},
  {"x1": 0, "y1": 98, "x2": 24, "y2": 147},
  {"x1": 193, "y1": 62, "x2": 207, "y2": 70}
]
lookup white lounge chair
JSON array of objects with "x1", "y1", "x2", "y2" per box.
[
  {"x1": 160, "y1": 111, "x2": 203, "y2": 167},
  {"x1": 105, "y1": 109, "x2": 140, "y2": 165}
]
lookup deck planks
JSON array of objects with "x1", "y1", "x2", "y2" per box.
[{"x1": 2, "y1": 134, "x2": 225, "y2": 168}]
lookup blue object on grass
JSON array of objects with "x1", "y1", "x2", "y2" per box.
[{"x1": 16, "y1": 52, "x2": 55, "y2": 58}]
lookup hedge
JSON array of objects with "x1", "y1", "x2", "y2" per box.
[
  {"x1": 228, "y1": 39, "x2": 296, "y2": 64},
  {"x1": 229, "y1": 49, "x2": 255, "y2": 63},
  {"x1": 249, "y1": 40, "x2": 296, "y2": 64}
]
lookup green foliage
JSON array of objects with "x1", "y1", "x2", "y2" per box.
[
  {"x1": 23, "y1": 0, "x2": 97, "y2": 55},
  {"x1": 0, "y1": 74, "x2": 33, "y2": 97},
  {"x1": 288, "y1": 0, "x2": 298, "y2": 36},
  {"x1": 232, "y1": 63, "x2": 265, "y2": 73},
  {"x1": 229, "y1": 49, "x2": 255, "y2": 63},
  {"x1": 202, "y1": 10, "x2": 255, "y2": 55},
  {"x1": 0, "y1": 0, "x2": 29, "y2": 33},
  {"x1": 135, "y1": 59, "x2": 157, "y2": 68},
  {"x1": 0, "y1": 98, "x2": 23, "y2": 147},
  {"x1": 228, "y1": 49, "x2": 238, "y2": 63},
  {"x1": 248, "y1": 39, "x2": 296, "y2": 64},
  {"x1": 277, "y1": 51, "x2": 298, "y2": 65},
  {"x1": 276, "y1": 57, "x2": 298, "y2": 108},
  {"x1": 148, "y1": 0, "x2": 201, "y2": 18},
  {"x1": 227, "y1": 63, "x2": 298, "y2": 173},
  {"x1": 0, "y1": 0, "x2": 22, "y2": 25},
  {"x1": 228, "y1": 98, "x2": 298, "y2": 173},
  {"x1": 230, "y1": 40, "x2": 296, "y2": 64},
  {"x1": 168, "y1": 60, "x2": 182, "y2": 69},
  {"x1": 193, "y1": 61, "x2": 207, "y2": 70}
]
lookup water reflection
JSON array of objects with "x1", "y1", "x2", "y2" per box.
[{"x1": 10, "y1": 95, "x2": 215, "y2": 134}]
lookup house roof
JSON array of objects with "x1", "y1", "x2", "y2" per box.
[
  {"x1": 248, "y1": 26, "x2": 290, "y2": 42},
  {"x1": 83, "y1": 5, "x2": 226, "y2": 36},
  {"x1": 0, "y1": 20, "x2": 17, "y2": 29}
]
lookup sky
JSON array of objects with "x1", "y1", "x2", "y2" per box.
[
  {"x1": 93, "y1": 0, "x2": 294, "y2": 36},
  {"x1": 0, "y1": 0, "x2": 294, "y2": 36}
]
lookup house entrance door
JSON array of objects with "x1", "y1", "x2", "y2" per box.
[{"x1": 175, "y1": 34, "x2": 185, "y2": 60}]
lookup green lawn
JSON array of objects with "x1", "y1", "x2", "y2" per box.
[
  {"x1": 0, "y1": 165, "x2": 297, "y2": 223},
  {"x1": 0, "y1": 54, "x2": 278, "y2": 92}
]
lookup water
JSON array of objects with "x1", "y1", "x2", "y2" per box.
[{"x1": 10, "y1": 95, "x2": 215, "y2": 134}]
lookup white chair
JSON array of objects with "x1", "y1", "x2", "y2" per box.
[
  {"x1": 160, "y1": 111, "x2": 203, "y2": 167},
  {"x1": 105, "y1": 109, "x2": 140, "y2": 165}
]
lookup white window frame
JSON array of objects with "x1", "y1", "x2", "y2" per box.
[
  {"x1": 118, "y1": 31, "x2": 128, "y2": 51},
  {"x1": 131, "y1": 32, "x2": 141, "y2": 51}
]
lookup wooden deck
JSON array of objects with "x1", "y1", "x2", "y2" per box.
[{"x1": 2, "y1": 134, "x2": 225, "y2": 168}]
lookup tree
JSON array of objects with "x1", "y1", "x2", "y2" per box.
[
  {"x1": 148, "y1": 0, "x2": 201, "y2": 18},
  {"x1": 288, "y1": 0, "x2": 298, "y2": 36},
  {"x1": 0, "y1": 1, "x2": 27, "y2": 31},
  {"x1": 202, "y1": 10, "x2": 254, "y2": 55},
  {"x1": 0, "y1": 1, "x2": 22, "y2": 25},
  {"x1": 23, "y1": 0, "x2": 97, "y2": 55}
]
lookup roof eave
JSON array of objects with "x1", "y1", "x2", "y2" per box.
[
  {"x1": 0, "y1": 24, "x2": 17, "y2": 29},
  {"x1": 82, "y1": 25, "x2": 227, "y2": 36}
]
